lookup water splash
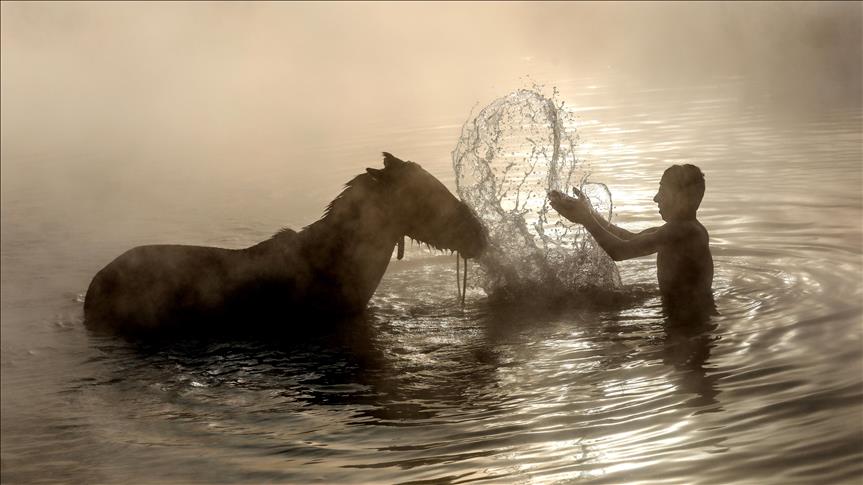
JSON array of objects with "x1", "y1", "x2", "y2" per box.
[{"x1": 452, "y1": 88, "x2": 620, "y2": 299}]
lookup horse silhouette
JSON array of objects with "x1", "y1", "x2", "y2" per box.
[{"x1": 84, "y1": 153, "x2": 486, "y2": 337}]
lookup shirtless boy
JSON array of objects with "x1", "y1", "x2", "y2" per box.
[{"x1": 549, "y1": 164, "x2": 715, "y2": 317}]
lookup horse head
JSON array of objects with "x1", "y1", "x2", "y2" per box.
[{"x1": 366, "y1": 153, "x2": 486, "y2": 259}]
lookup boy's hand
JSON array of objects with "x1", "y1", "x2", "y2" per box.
[{"x1": 548, "y1": 187, "x2": 592, "y2": 224}]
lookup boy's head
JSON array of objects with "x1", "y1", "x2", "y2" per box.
[{"x1": 654, "y1": 164, "x2": 705, "y2": 221}]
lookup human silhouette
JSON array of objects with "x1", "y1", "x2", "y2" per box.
[{"x1": 550, "y1": 164, "x2": 715, "y2": 318}]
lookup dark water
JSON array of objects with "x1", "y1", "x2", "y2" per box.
[{"x1": 2, "y1": 77, "x2": 861, "y2": 483}]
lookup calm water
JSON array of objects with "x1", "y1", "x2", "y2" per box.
[{"x1": 2, "y1": 77, "x2": 862, "y2": 484}]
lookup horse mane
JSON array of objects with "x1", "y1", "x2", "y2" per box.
[
  {"x1": 317, "y1": 172, "x2": 376, "y2": 223},
  {"x1": 260, "y1": 171, "x2": 380, "y2": 244}
]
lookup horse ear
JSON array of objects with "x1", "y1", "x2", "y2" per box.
[
  {"x1": 366, "y1": 167, "x2": 385, "y2": 180},
  {"x1": 382, "y1": 152, "x2": 406, "y2": 169}
]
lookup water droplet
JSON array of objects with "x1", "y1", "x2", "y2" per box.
[{"x1": 453, "y1": 88, "x2": 620, "y2": 297}]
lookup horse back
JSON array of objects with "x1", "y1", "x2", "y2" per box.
[{"x1": 84, "y1": 244, "x2": 288, "y2": 334}]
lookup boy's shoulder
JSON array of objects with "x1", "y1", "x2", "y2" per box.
[{"x1": 658, "y1": 219, "x2": 708, "y2": 243}]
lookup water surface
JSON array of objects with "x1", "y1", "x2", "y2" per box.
[{"x1": 2, "y1": 75, "x2": 862, "y2": 483}]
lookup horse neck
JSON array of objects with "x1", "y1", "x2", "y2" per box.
[{"x1": 299, "y1": 179, "x2": 403, "y2": 308}]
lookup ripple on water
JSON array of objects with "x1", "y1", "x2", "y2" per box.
[{"x1": 3, "y1": 79, "x2": 862, "y2": 484}]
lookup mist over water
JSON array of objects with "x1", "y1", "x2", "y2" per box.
[
  {"x1": 2, "y1": 2, "x2": 862, "y2": 484},
  {"x1": 2, "y1": 2, "x2": 860, "y2": 187}
]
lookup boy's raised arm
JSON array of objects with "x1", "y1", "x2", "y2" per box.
[
  {"x1": 549, "y1": 189, "x2": 665, "y2": 261},
  {"x1": 581, "y1": 217, "x2": 665, "y2": 261},
  {"x1": 549, "y1": 188, "x2": 635, "y2": 239}
]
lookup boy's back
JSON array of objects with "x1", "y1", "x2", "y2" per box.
[{"x1": 656, "y1": 219, "x2": 714, "y2": 315}]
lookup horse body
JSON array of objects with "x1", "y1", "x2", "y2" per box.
[
  {"x1": 84, "y1": 239, "x2": 307, "y2": 334},
  {"x1": 84, "y1": 153, "x2": 485, "y2": 337}
]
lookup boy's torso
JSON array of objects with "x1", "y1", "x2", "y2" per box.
[{"x1": 656, "y1": 220, "x2": 714, "y2": 307}]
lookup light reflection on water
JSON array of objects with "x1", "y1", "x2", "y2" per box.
[{"x1": 2, "y1": 77, "x2": 862, "y2": 483}]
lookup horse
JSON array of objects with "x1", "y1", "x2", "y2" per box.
[{"x1": 83, "y1": 153, "x2": 487, "y2": 337}]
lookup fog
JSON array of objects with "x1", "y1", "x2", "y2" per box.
[
  {"x1": 2, "y1": 6, "x2": 862, "y2": 482},
  {"x1": 2, "y1": 2, "x2": 861, "y2": 226}
]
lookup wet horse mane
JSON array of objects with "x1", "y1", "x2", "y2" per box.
[
  {"x1": 315, "y1": 172, "x2": 381, "y2": 225},
  {"x1": 265, "y1": 171, "x2": 381, "y2": 243}
]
